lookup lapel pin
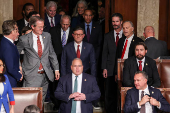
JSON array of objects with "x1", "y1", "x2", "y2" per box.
[
  {"x1": 133, "y1": 40, "x2": 134, "y2": 42},
  {"x1": 44, "y1": 37, "x2": 45, "y2": 38},
  {"x1": 4, "y1": 82, "x2": 6, "y2": 84},
  {"x1": 146, "y1": 63, "x2": 148, "y2": 65},
  {"x1": 84, "y1": 79, "x2": 86, "y2": 81},
  {"x1": 93, "y1": 27, "x2": 95, "y2": 28},
  {"x1": 152, "y1": 91, "x2": 154, "y2": 94},
  {"x1": 84, "y1": 47, "x2": 85, "y2": 49}
]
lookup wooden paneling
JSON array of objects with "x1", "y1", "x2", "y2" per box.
[
  {"x1": 105, "y1": 0, "x2": 110, "y2": 33},
  {"x1": 13, "y1": 0, "x2": 44, "y2": 21}
]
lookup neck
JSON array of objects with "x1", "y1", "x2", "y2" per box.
[
  {"x1": 114, "y1": 27, "x2": 122, "y2": 33},
  {"x1": 4, "y1": 35, "x2": 14, "y2": 41}
]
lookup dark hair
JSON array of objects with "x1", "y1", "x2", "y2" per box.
[
  {"x1": 0, "y1": 59, "x2": 6, "y2": 82},
  {"x1": 84, "y1": 8, "x2": 94, "y2": 15},
  {"x1": 135, "y1": 71, "x2": 148, "y2": 81},
  {"x1": 21, "y1": 26, "x2": 32, "y2": 35},
  {"x1": 28, "y1": 11, "x2": 39, "y2": 19},
  {"x1": 73, "y1": 26, "x2": 85, "y2": 34},
  {"x1": 111, "y1": 13, "x2": 123, "y2": 21},
  {"x1": 22, "y1": 3, "x2": 34, "y2": 11},
  {"x1": 2, "y1": 20, "x2": 17, "y2": 35},
  {"x1": 23, "y1": 105, "x2": 40, "y2": 113},
  {"x1": 135, "y1": 42, "x2": 147, "y2": 50}
]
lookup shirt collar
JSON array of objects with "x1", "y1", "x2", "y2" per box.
[
  {"x1": 139, "y1": 85, "x2": 150, "y2": 94},
  {"x1": 74, "y1": 41, "x2": 83, "y2": 47},
  {"x1": 126, "y1": 34, "x2": 134, "y2": 40},
  {"x1": 145, "y1": 36, "x2": 154, "y2": 40},
  {"x1": 61, "y1": 27, "x2": 70, "y2": 33},
  {"x1": 85, "y1": 21, "x2": 92, "y2": 26},
  {"x1": 114, "y1": 29, "x2": 123, "y2": 35},
  {"x1": 72, "y1": 73, "x2": 82, "y2": 78},
  {"x1": 4, "y1": 36, "x2": 14, "y2": 43},
  {"x1": 136, "y1": 57, "x2": 145, "y2": 63},
  {"x1": 24, "y1": 19, "x2": 29, "y2": 26}
]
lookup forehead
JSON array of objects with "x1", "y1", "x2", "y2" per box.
[
  {"x1": 74, "y1": 30, "x2": 83, "y2": 34},
  {"x1": 112, "y1": 16, "x2": 120, "y2": 21},
  {"x1": 123, "y1": 22, "x2": 132, "y2": 27},
  {"x1": 134, "y1": 73, "x2": 143, "y2": 79},
  {"x1": 35, "y1": 21, "x2": 44, "y2": 25},
  {"x1": 48, "y1": 6, "x2": 56, "y2": 10},
  {"x1": 72, "y1": 59, "x2": 82, "y2": 65},
  {"x1": 135, "y1": 45, "x2": 145, "y2": 50},
  {"x1": 0, "y1": 60, "x2": 3, "y2": 64},
  {"x1": 78, "y1": 3, "x2": 85, "y2": 7},
  {"x1": 25, "y1": 5, "x2": 34, "y2": 10},
  {"x1": 84, "y1": 10, "x2": 92, "y2": 15},
  {"x1": 61, "y1": 18, "x2": 70, "y2": 23}
]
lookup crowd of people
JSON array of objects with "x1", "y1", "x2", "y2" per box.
[{"x1": 0, "y1": 0, "x2": 170, "y2": 113}]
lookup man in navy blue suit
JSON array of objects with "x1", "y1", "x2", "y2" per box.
[
  {"x1": 61, "y1": 26, "x2": 96, "y2": 76},
  {"x1": 44, "y1": 1, "x2": 61, "y2": 32},
  {"x1": 0, "y1": 20, "x2": 23, "y2": 87},
  {"x1": 55, "y1": 58, "x2": 100, "y2": 113},
  {"x1": 124, "y1": 71, "x2": 170, "y2": 113}
]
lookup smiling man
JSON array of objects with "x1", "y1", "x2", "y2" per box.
[{"x1": 123, "y1": 42, "x2": 160, "y2": 87}]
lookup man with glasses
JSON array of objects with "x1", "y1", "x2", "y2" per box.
[
  {"x1": 61, "y1": 26, "x2": 96, "y2": 77},
  {"x1": 0, "y1": 20, "x2": 23, "y2": 87},
  {"x1": 17, "y1": 16, "x2": 60, "y2": 102}
]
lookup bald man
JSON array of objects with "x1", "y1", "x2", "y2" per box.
[{"x1": 144, "y1": 26, "x2": 168, "y2": 59}]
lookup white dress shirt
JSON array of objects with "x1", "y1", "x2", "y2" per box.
[
  {"x1": 136, "y1": 57, "x2": 145, "y2": 70},
  {"x1": 145, "y1": 36, "x2": 154, "y2": 41},
  {"x1": 4, "y1": 36, "x2": 14, "y2": 44},
  {"x1": 74, "y1": 41, "x2": 83, "y2": 54},
  {"x1": 47, "y1": 14, "x2": 55, "y2": 26},
  {"x1": 123, "y1": 34, "x2": 134, "y2": 59},
  {"x1": 72, "y1": 73, "x2": 82, "y2": 113},
  {"x1": 24, "y1": 19, "x2": 29, "y2": 26},
  {"x1": 61, "y1": 27, "x2": 70, "y2": 43},
  {"x1": 0, "y1": 82, "x2": 6, "y2": 113},
  {"x1": 114, "y1": 29, "x2": 123, "y2": 42}
]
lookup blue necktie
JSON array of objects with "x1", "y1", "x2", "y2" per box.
[
  {"x1": 71, "y1": 76, "x2": 78, "y2": 113},
  {"x1": 62, "y1": 31, "x2": 66, "y2": 47}
]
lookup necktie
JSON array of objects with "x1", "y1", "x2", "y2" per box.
[
  {"x1": 62, "y1": 31, "x2": 66, "y2": 47},
  {"x1": 71, "y1": 76, "x2": 78, "y2": 113},
  {"x1": 37, "y1": 36, "x2": 43, "y2": 70},
  {"x1": 138, "y1": 61, "x2": 142, "y2": 71},
  {"x1": 87, "y1": 25, "x2": 90, "y2": 42},
  {"x1": 116, "y1": 33, "x2": 119, "y2": 46},
  {"x1": 27, "y1": 23, "x2": 29, "y2": 27},
  {"x1": 51, "y1": 18, "x2": 54, "y2": 27},
  {"x1": 121, "y1": 39, "x2": 128, "y2": 59},
  {"x1": 77, "y1": 45, "x2": 80, "y2": 58},
  {"x1": 140, "y1": 91, "x2": 145, "y2": 113}
]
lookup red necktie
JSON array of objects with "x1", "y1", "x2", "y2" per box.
[
  {"x1": 51, "y1": 18, "x2": 54, "y2": 27},
  {"x1": 138, "y1": 61, "x2": 142, "y2": 71},
  {"x1": 77, "y1": 45, "x2": 80, "y2": 58},
  {"x1": 140, "y1": 91, "x2": 145, "y2": 113},
  {"x1": 116, "y1": 33, "x2": 119, "y2": 46},
  {"x1": 37, "y1": 36, "x2": 43, "y2": 70},
  {"x1": 121, "y1": 39, "x2": 128, "y2": 59}
]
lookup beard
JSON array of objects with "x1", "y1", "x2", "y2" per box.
[
  {"x1": 113, "y1": 24, "x2": 121, "y2": 30},
  {"x1": 136, "y1": 54, "x2": 145, "y2": 60}
]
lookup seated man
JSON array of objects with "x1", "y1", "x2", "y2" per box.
[
  {"x1": 124, "y1": 71, "x2": 170, "y2": 113},
  {"x1": 55, "y1": 58, "x2": 101, "y2": 113},
  {"x1": 123, "y1": 42, "x2": 160, "y2": 87}
]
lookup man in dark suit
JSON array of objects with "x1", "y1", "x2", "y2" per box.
[
  {"x1": 50, "y1": 15, "x2": 74, "y2": 66},
  {"x1": 124, "y1": 71, "x2": 170, "y2": 113},
  {"x1": 98, "y1": 6, "x2": 105, "y2": 35},
  {"x1": 61, "y1": 26, "x2": 96, "y2": 77},
  {"x1": 44, "y1": 1, "x2": 61, "y2": 32},
  {"x1": 0, "y1": 20, "x2": 23, "y2": 87},
  {"x1": 55, "y1": 58, "x2": 100, "y2": 113},
  {"x1": 117, "y1": 21, "x2": 143, "y2": 59},
  {"x1": 123, "y1": 42, "x2": 161, "y2": 87},
  {"x1": 17, "y1": 3, "x2": 34, "y2": 35},
  {"x1": 102, "y1": 13, "x2": 124, "y2": 113},
  {"x1": 144, "y1": 26, "x2": 169, "y2": 59}
]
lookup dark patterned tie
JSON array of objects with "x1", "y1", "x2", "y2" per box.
[
  {"x1": 62, "y1": 31, "x2": 66, "y2": 47},
  {"x1": 37, "y1": 36, "x2": 43, "y2": 70},
  {"x1": 87, "y1": 25, "x2": 90, "y2": 42},
  {"x1": 116, "y1": 33, "x2": 119, "y2": 46},
  {"x1": 140, "y1": 91, "x2": 145, "y2": 113},
  {"x1": 51, "y1": 18, "x2": 54, "y2": 27}
]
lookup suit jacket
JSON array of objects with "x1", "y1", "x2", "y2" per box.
[
  {"x1": 71, "y1": 15, "x2": 84, "y2": 28},
  {"x1": 17, "y1": 32, "x2": 59, "y2": 82},
  {"x1": 117, "y1": 35, "x2": 144, "y2": 59},
  {"x1": 79, "y1": 22, "x2": 103, "y2": 60},
  {"x1": 0, "y1": 37, "x2": 22, "y2": 87},
  {"x1": 44, "y1": 13, "x2": 61, "y2": 32},
  {"x1": 61, "y1": 41, "x2": 96, "y2": 76},
  {"x1": 49, "y1": 26, "x2": 74, "y2": 66},
  {"x1": 54, "y1": 73, "x2": 101, "y2": 113},
  {"x1": 124, "y1": 86, "x2": 170, "y2": 113},
  {"x1": 17, "y1": 18, "x2": 25, "y2": 35},
  {"x1": 0, "y1": 74, "x2": 15, "y2": 113},
  {"x1": 123, "y1": 56, "x2": 161, "y2": 87},
  {"x1": 145, "y1": 37, "x2": 169, "y2": 59}
]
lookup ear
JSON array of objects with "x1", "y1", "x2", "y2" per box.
[
  {"x1": 145, "y1": 50, "x2": 147, "y2": 53},
  {"x1": 143, "y1": 33, "x2": 146, "y2": 38}
]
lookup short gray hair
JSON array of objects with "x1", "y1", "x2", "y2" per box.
[
  {"x1": 60, "y1": 15, "x2": 71, "y2": 24},
  {"x1": 123, "y1": 21, "x2": 134, "y2": 27},
  {"x1": 29, "y1": 16, "x2": 44, "y2": 27},
  {"x1": 46, "y1": 1, "x2": 57, "y2": 10},
  {"x1": 135, "y1": 71, "x2": 148, "y2": 81},
  {"x1": 2, "y1": 20, "x2": 17, "y2": 35}
]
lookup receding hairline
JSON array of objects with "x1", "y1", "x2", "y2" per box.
[
  {"x1": 71, "y1": 58, "x2": 83, "y2": 65},
  {"x1": 144, "y1": 26, "x2": 155, "y2": 33}
]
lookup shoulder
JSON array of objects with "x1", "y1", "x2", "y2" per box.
[
  {"x1": 55, "y1": 14, "x2": 61, "y2": 19},
  {"x1": 59, "y1": 74, "x2": 72, "y2": 82},
  {"x1": 104, "y1": 31, "x2": 114, "y2": 38},
  {"x1": 125, "y1": 56, "x2": 135, "y2": 62},
  {"x1": 145, "y1": 56, "x2": 155, "y2": 62},
  {"x1": 126, "y1": 87, "x2": 137, "y2": 94},
  {"x1": 16, "y1": 18, "x2": 24, "y2": 23},
  {"x1": 42, "y1": 32, "x2": 51, "y2": 37},
  {"x1": 149, "y1": 86, "x2": 160, "y2": 93},
  {"x1": 63, "y1": 41, "x2": 74, "y2": 49},
  {"x1": 134, "y1": 36, "x2": 144, "y2": 42},
  {"x1": 83, "y1": 41, "x2": 93, "y2": 47},
  {"x1": 83, "y1": 73, "x2": 96, "y2": 81}
]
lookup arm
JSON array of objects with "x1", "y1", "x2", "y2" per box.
[
  {"x1": 6, "y1": 76, "x2": 15, "y2": 105},
  {"x1": 123, "y1": 59, "x2": 134, "y2": 87},
  {"x1": 90, "y1": 46, "x2": 96, "y2": 76},
  {"x1": 61, "y1": 47, "x2": 67, "y2": 76},
  {"x1": 96, "y1": 25, "x2": 103, "y2": 60}
]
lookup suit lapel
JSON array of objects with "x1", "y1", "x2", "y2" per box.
[
  {"x1": 143, "y1": 57, "x2": 149, "y2": 72},
  {"x1": 148, "y1": 86, "x2": 155, "y2": 110},
  {"x1": 135, "y1": 88, "x2": 139, "y2": 102},
  {"x1": 68, "y1": 74, "x2": 73, "y2": 94},
  {"x1": 2, "y1": 82, "x2": 7, "y2": 96},
  {"x1": 71, "y1": 42, "x2": 77, "y2": 58},
  {"x1": 128, "y1": 35, "x2": 136, "y2": 57},
  {"x1": 133, "y1": 57, "x2": 139, "y2": 71},
  {"x1": 80, "y1": 42, "x2": 85, "y2": 59},
  {"x1": 89, "y1": 22, "x2": 95, "y2": 42},
  {"x1": 81, "y1": 73, "x2": 86, "y2": 93}
]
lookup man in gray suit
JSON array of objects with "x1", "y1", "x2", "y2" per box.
[
  {"x1": 17, "y1": 16, "x2": 60, "y2": 101},
  {"x1": 144, "y1": 26, "x2": 168, "y2": 59}
]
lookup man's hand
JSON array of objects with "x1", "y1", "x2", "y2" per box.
[
  {"x1": 139, "y1": 95, "x2": 150, "y2": 106},
  {"x1": 74, "y1": 93, "x2": 86, "y2": 101},
  {"x1": 69, "y1": 92, "x2": 81, "y2": 99},
  {"x1": 19, "y1": 66, "x2": 22, "y2": 75},
  {"x1": 150, "y1": 97, "x2": 160, "y2": 107},
  {"x1": 103, "y1": 69, "x2": 108, "y2": 78},
  {"x1": 19, "y1": 75, "x2": 23, "y2": 81},
  {"x1": 55, "y1": 71, "x2": 60, "y2": 80}
]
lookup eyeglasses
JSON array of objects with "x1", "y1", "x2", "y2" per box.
[
  {"x1": 36, "y1": 26, "x2": 45, "y2": 29},
  {"x1": 73, "y1": 34, "x2": 84, "y2": 37}
]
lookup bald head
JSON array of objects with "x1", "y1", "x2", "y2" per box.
[{"x1": 143, "y1": 26, "x2": 155, "y2": 39}]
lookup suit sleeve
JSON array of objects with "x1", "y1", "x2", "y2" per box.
[
  {"x1": 85, "y1": 77, "x2": 101, "y2": 103},
  {"x1": 123, "y1": 59, "x2": 134, "y2": 87},
  {"x1": 151, "y1": 60, "x2": 161, "y2": 87},
  {"x1": 61, "y1": 47, "x2": 67, "y2": 76},
  {"x1": 48, "y1": 34, "x2": 59, "y2": 70},
  {"x1": 17, "y1": 36, "x2": 25, "y2": 54},
  {"x1": 90, "y1": 45, "x2": 96, "y2": 76},
  {"x1": 101, "y1": 34, "x2": 108, "y2": 69},
  {"x1": 6, "y1": 76, "x2": 15, "y2": 105}
]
